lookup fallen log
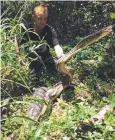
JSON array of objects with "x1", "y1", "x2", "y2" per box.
[
  {"x1": 80, "y1": 103, "x2": 113, "y2": 129},
  {"x1": 92, "y1": 104, "x2": 113, "y2": 125}
]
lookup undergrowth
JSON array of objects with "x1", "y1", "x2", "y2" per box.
[
  {"x1": 1, "y1": 35, "x2": 115, "y2": 140},
  {"x1": 1, "y1": 1, "x2": 115, "y2": 140}
]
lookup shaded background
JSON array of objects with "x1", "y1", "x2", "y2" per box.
[{"x1": 1, "y1": 1, "x2": 115, "y2": 44}]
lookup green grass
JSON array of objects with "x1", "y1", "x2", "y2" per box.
[
  {"x1": 1, "y1": 38, "x2": 115, "y2": 139},
  {"x1": 1, "y1": 1, "x2": 115, "y2": 139}
]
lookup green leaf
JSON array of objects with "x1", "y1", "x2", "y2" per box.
[
  {"x1": 110, "y1": 13, "x2": 115, "y2": 19},
  {"x1": 1, "y1": 115, "x2": 39, "y2": 124},
  {"x1": 96, "y1": 2, "x2": 102, "y2": 5},
  {"x1": 104, "y1": 112, "x2": 115, "y2": 126},
  {"x1": 98, "y1": 56, "x2": 103, "y2": 62},
  {"x1": 1, "y1": 99, "x2": 10, "y2": 107},
  {"x1": 35, "y1": 129, "x2": 42, "y2": 138},
  {"x1": 112, "y1": 102, "x2": 115, "y2": 108},
  {"x1": 102, "y1": 97, "x2": 109, "y2": 102},
  {"x1": 63, "y1": 136, "x2": 71, "y2": 140}
]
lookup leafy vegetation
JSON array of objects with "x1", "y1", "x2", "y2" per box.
[{"x1": 1, "y1": 1, "x2": 115, "y2": 140}]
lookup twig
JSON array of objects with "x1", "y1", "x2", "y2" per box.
[{"x1": 14, "y1": 36, "x2": 25, "y2": 66}]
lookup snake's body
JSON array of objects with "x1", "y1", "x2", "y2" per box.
[
  {"x1": 27, "y1": 82, "x2": 67, "y2": 121},
  {"x1": 57, "y1": 25, "x2": 113, "y2": 81},
  {"x1": 28, "y1": 25, "x2": 113, "y2": 121}
]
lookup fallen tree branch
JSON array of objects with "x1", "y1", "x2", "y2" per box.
[
  {"x1": 79, "y1": 103, "x2": 113, "y2": 130},
  {"x1": 91, "y1": 103, "x2": 113, "y2": 125}
]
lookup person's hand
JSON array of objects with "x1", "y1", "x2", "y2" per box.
[{"x1": 57, "y1": 54, "x2": 65, "y2": 64}]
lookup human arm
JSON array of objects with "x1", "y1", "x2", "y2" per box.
[{"x1": 49, "y1": 26, "x2": 64, "y2": 59}]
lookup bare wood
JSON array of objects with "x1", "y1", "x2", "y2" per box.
[{"x1": 92, "y1": 104, "x2": 113, "y2": 125}]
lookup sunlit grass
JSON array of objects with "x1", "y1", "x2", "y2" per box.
[{"x1": 1, "y1": 1, "x2": 115, "y2": 140}]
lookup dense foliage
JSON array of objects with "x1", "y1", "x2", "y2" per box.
[{"x1": 1, "y1": 1, "x2": 115, "y2": 140}]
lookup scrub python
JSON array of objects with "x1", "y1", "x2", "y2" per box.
[
  {"x1": 56, "y1": 25, "x2": 113, "y2": 82},
  {"x1": 14, "y1": 25, "x2": 114, "y2": 122},
  {"x1": 26, "y1": 25, "x2": 114, "y2": 122}
]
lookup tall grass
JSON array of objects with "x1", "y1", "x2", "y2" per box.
[
  {"x1": 1, "y1": 1, "x2": 42, "y2": 98},
  {"x1": 1, "y1": 1, "x2": 115, "y2": 140}
]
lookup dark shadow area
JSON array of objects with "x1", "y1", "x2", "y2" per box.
[
  {"x1": 62, "y1": 85, "x2": 76, "y2": 102},
  {"x1": 75, "y1": 122, "x2": 108, "y2": 140},
  {"x1": 1, "y1": 1, "x2": 114, "y2": 45}
]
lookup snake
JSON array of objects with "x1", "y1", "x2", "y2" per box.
[
  {"x1": 56, "y1": 25, "x2": 113, "y2": 81},
  {"x1": 27, "y1": 25, "x2": 113, "y2": 122}
]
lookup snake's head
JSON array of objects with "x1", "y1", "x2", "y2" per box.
[{"x1": 104, "y1": 25, "x2": 113, "y2": 36}]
